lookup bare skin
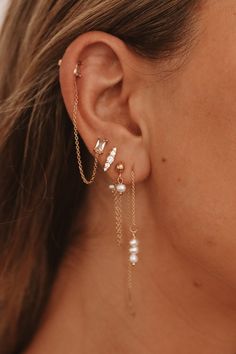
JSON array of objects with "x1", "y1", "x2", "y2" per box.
[{"x1": 25, "y1": 2, "x2": 236, "y2": 353}]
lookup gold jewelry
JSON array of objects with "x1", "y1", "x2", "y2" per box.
[
  {"x1": 109, "y1": 168, "x2": 138, "y2": 315},
  {"x1": 127, "y1": 169, "x2": 138, "y2": 316},
  {"x1": 129, "y1": 170, "x2": 139, "y2": 266},
  {"x1": 72, "y1": 61, "x2": 108, "y2": 184},
  {"x1": 58, "y1": 58, "x2": 139, "y2": 315},
  {"x1": 94, "y1": 139, "x2": 109, "y2": 155},
  {"x1": 109, "y1": 162, "x2": 127, "y2": 246}
]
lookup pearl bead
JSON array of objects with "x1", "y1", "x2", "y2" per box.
[
  {"x1": 109, "y1": 184, "x2": 115, "y2": 190},
  {"x1": 130, "y1": 239, "x2": 138, "y2": 246},
  {"x1": 129, "y1": 246, "x2": 139, "y2": 254},
  {"x1": 116, "y1": 183, "x2": 126, "y2": 194},
  {"x1": 130, "y1": 254, "x2": 138, "y2": 265}
]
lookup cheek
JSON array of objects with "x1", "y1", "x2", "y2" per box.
[
  {"x1": 150, "y1": 2, "x2": 236, "y2": 286},
  {"x1": 153, "y1": 86, "x2": 236, "y2": 288},
  {"x1": 155, "y1": 144, "x2": 236, "y2": 287},
  {"x1": 147, "y1": 0, "x2": 236, "y2": 286}
]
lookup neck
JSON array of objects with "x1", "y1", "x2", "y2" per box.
[{"x1": 25, "y1": 175, "x2": 236, "y2": 354}]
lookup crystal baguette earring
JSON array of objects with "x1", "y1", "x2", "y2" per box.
[
  {"x1": 104, "y1": 147, "x2": 117, "y2": 171},
  {"x1": 72, "y1": 61, "x2": 108, "y2": 184}
]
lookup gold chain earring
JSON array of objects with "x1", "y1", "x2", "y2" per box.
[
  {"x1": 58, "y1": 59, "x2": 108, "y2": 184},
  {"x1": 129, "y1": 170, "x2": 139, "y2": 266},
  {"x1": 127, "y1": 169, "x2": 139, "y2": 316},
  {"x1": 109, "y1": 162, "x2": 127, "y2": 246},
  {"x1": 72, "y1": 61, "x2": 108, "y2": 184},
  {"x1": 108, "y1": 165, "x2": 139, "y2": 315}
]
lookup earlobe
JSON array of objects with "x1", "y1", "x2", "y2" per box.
[{"x1": 59, "y1": 31, "x2": 151, "y2": 185}]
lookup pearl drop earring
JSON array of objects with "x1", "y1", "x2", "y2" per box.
[{"x1": 109, "y1": 162, "x2": 127, "y2": 194}]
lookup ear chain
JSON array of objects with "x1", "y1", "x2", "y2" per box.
[
  {"x1": 72, "y1": 62, "x2": 108, "y2": 184},
  {"x1": 128, "y1": 170, "x2": 139, "y2": 316},
  {"x1": 109, "y1": 161, "x2": 127, "y2": 246},
  {"x1": 129, "y1": 170, "x2": 139, "y2": 266},
  {"x1": 109, "y1": 164, "x2": 139, "y2": 314},
  {"x1": 58, "y1": 58, "x2": 140, "y2": 314},
  {"x1": 109, "y1": 179, "x2": 124, "y2": 247}
]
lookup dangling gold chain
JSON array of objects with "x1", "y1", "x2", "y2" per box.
[
  {"x1": 72, "y1": 78, "x2": 99, "y2": 184},
  {"x1": 127, "y1": 169, "x2": 138, "y2": 316},
  {"x1": 113, "y1": 189, "x2": 123, "y2": 246}
]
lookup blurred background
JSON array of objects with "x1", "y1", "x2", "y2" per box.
[{"x1": 0, "y1": 0, "x2": 9, "y2": 27}]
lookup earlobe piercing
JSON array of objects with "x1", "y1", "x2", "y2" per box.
[
  {"x1": 115, "y1": 162, "x2": 127, "y2": 194},
  {"x1": 109, "y1": 162, "x2": 127, "y2": 194}
]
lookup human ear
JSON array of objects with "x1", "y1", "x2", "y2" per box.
[{"x1": 59, "y1": 31, "x2": 151, "y2": 184}]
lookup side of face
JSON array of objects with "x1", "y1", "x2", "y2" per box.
[
  {"x1": 146, "y1": 0, "x2": 236, "y2": 287},
  {"x1": 59, "y1": 0, "x2": 236, "y2": 290}
]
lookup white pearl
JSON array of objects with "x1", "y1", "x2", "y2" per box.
[
  {"x1": 116, "y1": 183, "x2": 126, "y2": 194},
  {"x1": 130, "y1": 254, "x2": 138, "y2": 265},
  {"x1": 109, "y1": 184, "x2": 115, "y2": 190},
  {"x1": 129, "y1": 246, "x2": 139, "y2": 254},
  {"x1": 130, "y1": 239, "x2": 138, "y2": 246}
]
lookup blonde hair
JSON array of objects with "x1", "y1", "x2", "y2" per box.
[{"x1": 0, "y1": 0, "x2": 200, "y2": 352}]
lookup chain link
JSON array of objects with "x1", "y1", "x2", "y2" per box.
[
  {"x1": 72, "y1": 78, "x2": 99, "y2": 185},
  {"x1": 113, "y1": 189, "x2": 123, "y2": 246},
  {"x1": 130, "y1": 170, "x2": 137, "y2": 232},
  {"x1": 127, "y1": 169, "x2": 137, "y2": 316}
]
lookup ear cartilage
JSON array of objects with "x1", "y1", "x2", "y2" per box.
[{"x1": 103, "y1": 147, "x2": 117, "y2": 172}]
